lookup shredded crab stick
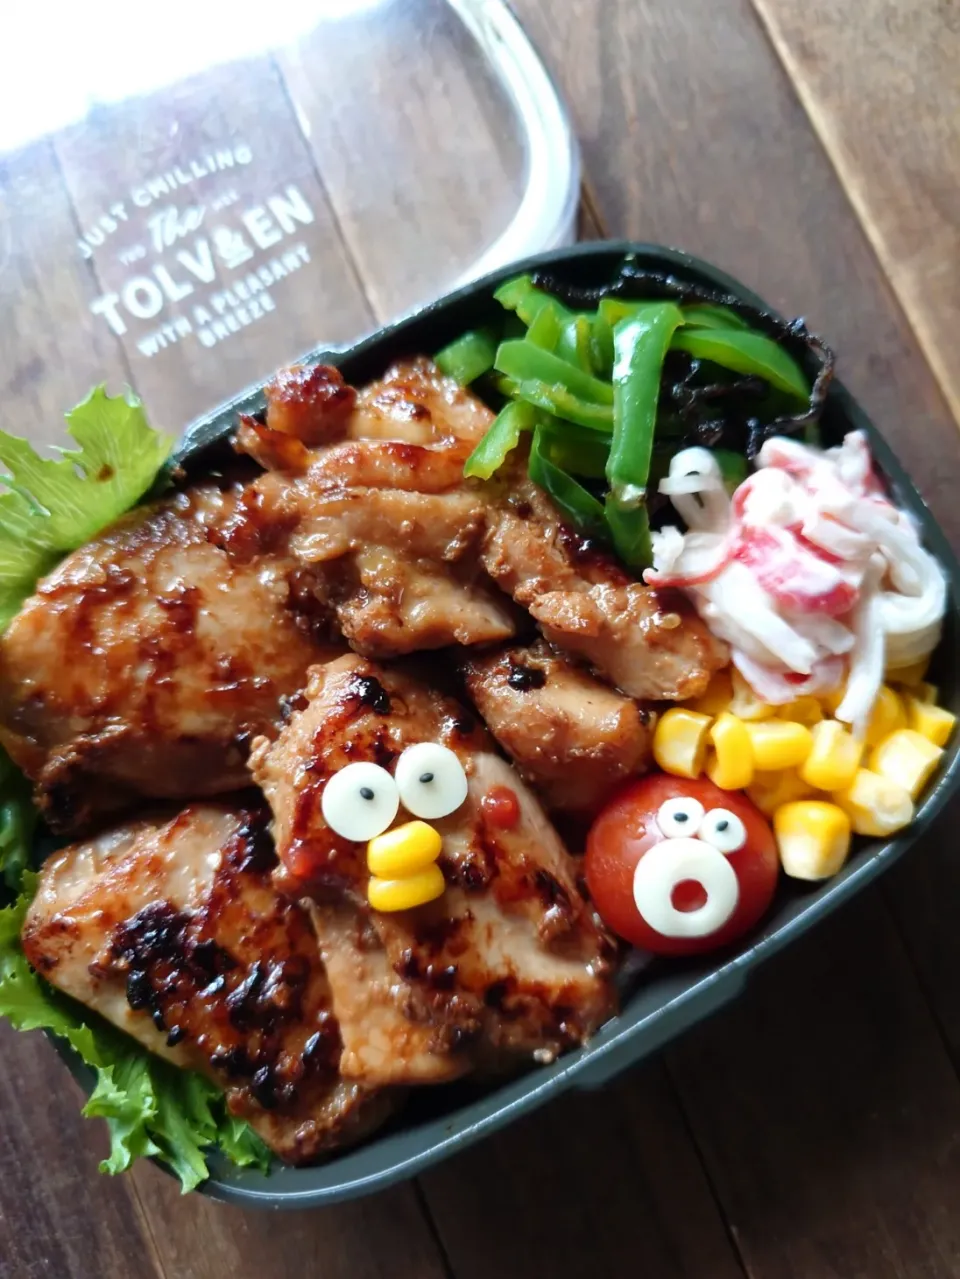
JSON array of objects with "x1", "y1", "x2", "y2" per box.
[{"x1": 645, "y1": 434, "x2": 948, "y2": 734}]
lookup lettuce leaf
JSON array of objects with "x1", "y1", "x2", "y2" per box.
[
  {"x1": 0, "y1": 820, "x2": 271, "y2": 1192},
  {"x1": 0, "y1": 386, "x2": 173, "y2": 628},
  {"x1": 0, "y1": 389, "x2": 271, "y2": 1190}
]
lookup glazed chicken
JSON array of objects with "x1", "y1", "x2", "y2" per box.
[
  {"x1": 460, "y1": 640, "x2": 653, "y2": 814},
  {"x1": 0, "y1": 483, "x2": 332, "y2": 831},
  {"x1": 21, "y1": 802, "x2": 394, "y2": 1162},
  {"x1": 482, "y1": 474, "x2": 728, "y2": 699},
  {"x1": 246, "y1": 359, "x2": 518, "y2": 657},
  {"x1": 249, "y1": 655, "x2": 616, "y2": 1081}
]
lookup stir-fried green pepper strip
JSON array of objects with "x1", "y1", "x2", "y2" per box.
[
  {"x1": 528, "y1": 426, "x2": 608, "y2": 541},
  {"x1": 509, "y1": 381, "x2": 613, "y2": 432},
  {"x1": 434, "y1": 327, "x2": 499, "y2": 385},
  {"x1": 494, "y1": 340, "x2": 614, "y2": 405},
  {"x1": 538, "y1": 420, "x2": 610, "y2": 479},
  {"x1": 713, "y1": 447, "x2": 749, "y2": 491},
  {"x1": 463, "y1": 400, "x2": 538, "y2": 480},
  {"x1": 671, "y1": 327, "x2": 809, "y2": 400},
  {"x1": 525, "y1": 306, "x2": 562, "y2": 352},
  {"x1": 680, "y1": 303, "x2": 751, "y2": 330},
  {"x1": 604, "y1": 303, "x2": 685, "y2": 569},
  {"x1": 494, "y1": 275, "x2": 574, "y2": 328}
]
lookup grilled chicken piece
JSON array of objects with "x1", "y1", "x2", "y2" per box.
[
  {"x1": 250, "y1": 656, "x2": 616, "y2": 1079},
  {"x1": 482, "y1": 474, "x2": 727, "y2": 700},
  {"x1": 21, "y1": 803, "x2": 394, "y2": 1164},
  {"x1": 0, "y1": 484, "x2": 332, "y2": 831},
  {"x1": 531, "y1": 583, "x2": 728, "y2": 702},
  {"x1": 460, "y1": 640, "x2": 653, "y2": 815},
  {"x1": 247, "y1": 359, "x2": 517, "y2": 658}
]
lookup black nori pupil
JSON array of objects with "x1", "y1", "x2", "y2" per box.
[
  {"x1": 419, "y1": 772, "x2": 435, "y2": 784},
  {"x1": 675, "y1": 812, "x2": 689, "y2": 823},
  {"x1": 716, "y1": 818, "x2": 729, "y2": 831},
  {"x1": 360, "y1": 787, "x2": 375, "y2": 801}
]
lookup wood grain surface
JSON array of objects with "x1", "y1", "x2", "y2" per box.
[{"x1": 0, "y1": 0, "x2": 958, "y2": 1276}]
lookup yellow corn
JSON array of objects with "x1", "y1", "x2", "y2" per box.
[
  {"x1": 912, "y1": 681, "x2": 939, "y2": 705},
  {"x1": 864, "y1": 685, "x2": 907, "y2": 746},
  {"x1": 885, "y1": 655, "x2": 930, "y2": 686},
  {"x1": 820, "y1": 682, "x2": 847, "y2": 715},
  {"x1": 832, "y1": 768, "x2": 914, "y2": 837},
  {"x1": 782, "y1": 695, "x2": 824, "y2": 728},
  {"x1": 368, "y1": 864, "x2": 445, "y2": 912},
  {"x1": 367, "y1": 820, "x2": 442, "y2": 878},
  {"x1": 689, "y1": 670, "x2": 733, "y2": 717},
  {"x1": 869, "y1": 729, "x2": 943, "y2": 800},
  {"x1": 800, "y1": 719, "x2": 863, "y2": 791},
  {"x1": 745, "y1": 719, "x2": 813, "y2": 771},
  {"x1": 774, "y1": 800, "x2": 852, "y2": 880},
  {"x1": 905, "y1": 696, "x2": 956, "y2": 749},
  {"x1": 728, "y1": 667, "x2": 777, "y2": 721},
  {"x1": 706, "y1": 712, "x2": 754, "y2": 790},
  {"x1": 747, "y1": 769, "x2": 815, "y2": 817},
  {"x1": 653, "y1": 707, "x2": 711, "y2": 779}
]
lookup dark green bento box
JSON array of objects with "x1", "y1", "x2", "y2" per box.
[{"x1": 52, "y1": 242, "x2": 960, "y2": 1208}]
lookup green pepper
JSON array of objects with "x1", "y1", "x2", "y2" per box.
[
  {"x1": 712, "y1": 448, "x2": 749, "y2": 492},
  {"x1": 494, "y1": 275, "x2": 574, "y2": 328},
  {"x1": 509, "y1": 380, "x2": 613, "y2": 432},
  {"x1": 525, "y1": 305, "x2": 562, "y2": 352},
  {"x1": 463, "y1": 400, "x2": 538, "y2": 480},
  {"x1": 680, "y1": 304, "x2": 751, "y2": 330},
  {"x1": 434, "y1": 326, "x2": 499, "y2": 385},
  {"x1": 494, "y1": 340, "x2": 614, "y2": 405},
  {"x1": 671, "y1": 328, "x2": 809, "y2": 401},
  {"x1": 528, "y1": 426, "x2": 608, "y2": 541},
  {"x1": 604, "y1": 303, "x2": 685, "y2": 569},
  {"x1": 537, "y1": 420, "x2": 610, "y2": 479}
]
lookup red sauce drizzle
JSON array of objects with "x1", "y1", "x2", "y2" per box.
[{"x1": 481, "y1": 785, "x2": 521, "y2": 830}]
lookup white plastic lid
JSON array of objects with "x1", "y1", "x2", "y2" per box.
[{"x1": 0, "y1": 0, "x2": 579, "y2": 445}]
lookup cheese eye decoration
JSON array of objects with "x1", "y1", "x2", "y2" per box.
[
  {"x1": 698, "y1": 808, "x2": 747, "y2": 854},
  {"x1": 656, "y1": 796, "x2": 706, "y2": 839},
  {"x1": 321, "y1": 762, "x2": 399, "y2": 842},
  {"x1": 395, "y1": 743, "x2": 468, "y2": 819}
]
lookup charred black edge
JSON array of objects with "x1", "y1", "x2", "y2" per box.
[{"x1": 531, "y1": 259, "x2": 836, "y2": 458}]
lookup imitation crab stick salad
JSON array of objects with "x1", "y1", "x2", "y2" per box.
[{"x1": 0, "y1": 256, "x2": 953, "y2": 1191}]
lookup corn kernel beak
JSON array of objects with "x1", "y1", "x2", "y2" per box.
[
  {"x1": 368, "y1": 864, "x2": 446, "y2": 913},
  {"x1": 367, "y1": 820, "x2": 442, "y2": 878}
]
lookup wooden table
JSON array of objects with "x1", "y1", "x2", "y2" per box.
[{"x1": 2, "y1": 2, "x2": 959, "y2": 1275}]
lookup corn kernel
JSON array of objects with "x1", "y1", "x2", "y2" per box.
[
  {"x1": 820, "y1": 682, "x2": 848, "y2": 715},
  {"x1": 728, "y1": 667, "x2": 777, "y2": 721},
  {"x1": 912, "y1": 681, "x2": 939, "y2": 705},
  {"x1": 885, "y1": 655, "x2": 930, "y2": 686},
  {"x1": 774, "y1": 800, "x2": 852, "y2": 880},
  {"x1": 906, "y1": 697, "x2": 956, "y2": 749},
  {"x1": 706, "y1": 712, "x2": 754, "y2": 790},
  {"x1": 869, "y1": 729, "x2": 943, "y2": 800},
  {"x1": 745, "y1": 719, "x2": 813, "y2": 770},
  {"x1": 747, "y1": 770, "x2": 815, "y2": 817},
  {"x1": 800, "y1": 720, "x2": 863, "y2": 791},
  {"x1": 832, "y1": 768, "x2": 914, "y2": 837},
  {"x1": 367, "y1": 820, "x2": 442, "y2": 878},
  {"x1": 689, "y1": 670, "x2": 733, "y2": 717},
  {"x1": 864, "y1": 685, "x2": 906, "y2": 746},
  {"x1": 653, "y1": 707, "x2": 711, "y2": 779},
  {"x1": 782, "y1": 695, "x2": 824, "y2": 728},
  {"x1": 368, "y1": 863, "x2": 445, "y2": 912}
]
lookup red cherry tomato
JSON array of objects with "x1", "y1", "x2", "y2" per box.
[{"x1": 585, "y1": 773, "x2": 779, "y2": 956}]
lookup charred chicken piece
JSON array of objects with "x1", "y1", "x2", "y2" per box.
[
  {"x1": 247, "y1": 359, "x2": 517, "y2": 658},
  {"x1": 460, "y1": 640, "x2": 653, "y2": 815},
  {"x1": 0, "y1": 483, "x2": 333, "y2": 832},
  {"x1": 482, "y1": 475, "x2": 727, "y2": 700},
  {"x1": 21, "y1": 803, "x2": 395, "y2": 1164},
  {"x1": 250, "y1": 656, "x2": 616, "y2": 1077}
]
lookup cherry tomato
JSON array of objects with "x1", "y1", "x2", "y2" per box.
[{"x1": 585, "y1": 773, "x2": 779, "y2": 956}]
